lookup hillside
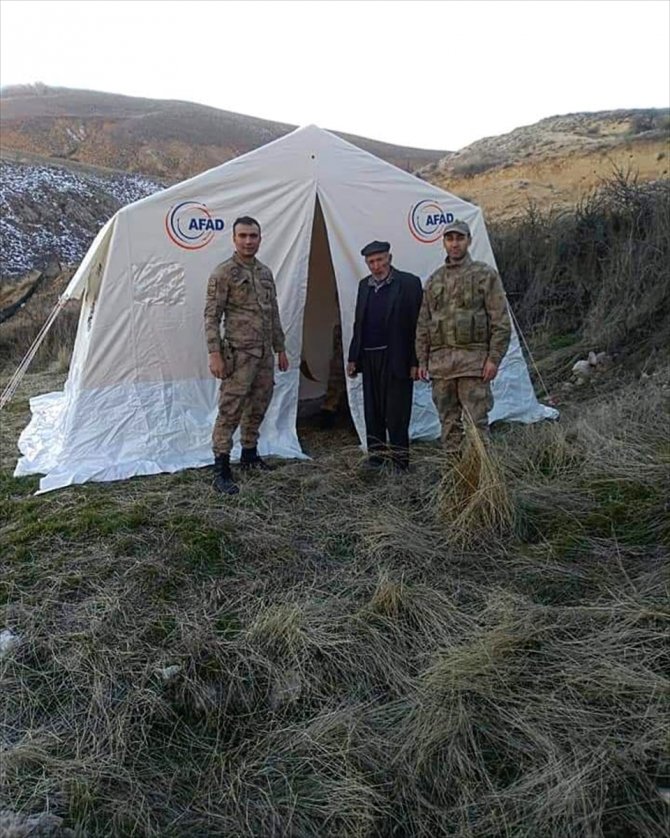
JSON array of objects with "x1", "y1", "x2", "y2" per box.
[
  {"x1": 1, "y1": 96, "x2": 668, "y2": 293},
  {"x1": 0, "y1": 84, "x2": 446, "y2": 283},
  {"x1": 0, "y1": 84, "x2": 447, "y2": 178},
  {"x1": 419, "y1": 109, "x2": 670, "y2": 220}
]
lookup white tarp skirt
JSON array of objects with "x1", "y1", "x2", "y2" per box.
[{"x1": 15, "y1": 375, "x2": 306, "y2": 493}]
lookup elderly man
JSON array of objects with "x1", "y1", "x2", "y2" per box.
[
  {"x1": 204, "y1": 216, "x2": 289, "y2": 494},
  {"x1": 416, "y1": 220, "x2": 511, "y2": 452},
  {"x1": 347, "y1": 240, "x2": 423, "y2": 472}
]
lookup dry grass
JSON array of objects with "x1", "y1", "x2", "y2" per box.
[
  {"x1": 0, "y1": 273, "x2": 41, "y2": 310},
  {"x1": 0, "y1": 267, "x2": 78, "y2": 373},
  {"x1": 1, "y1": 362, "x2": 669, "y2": 837},
  {"x1": 436, "y1": 421, "x2": 514, "y2": 546}
]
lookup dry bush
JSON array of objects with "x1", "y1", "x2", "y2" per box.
[
  {"x1": 451, "y1": 156, "x2": 503, "y2": 178},
  {"x1": 0, "y1": 265, "x2": 78, "y2": 373},
  {"x1": 490, "y1": 170, "x2": 670, "y2": 379}
]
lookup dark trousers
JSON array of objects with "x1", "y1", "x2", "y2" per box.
[{"x1": 361, "y1": 349, "x2": 413, "y2": 467}]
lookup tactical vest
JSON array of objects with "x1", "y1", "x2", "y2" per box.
[{"x1": 430, "y1": 268, "x2": 489, "y2": 351}]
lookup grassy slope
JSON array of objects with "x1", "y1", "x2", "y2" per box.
[
  {"x1": 1, "y1": 177, "x2": 669, "y2": 837},
  {"x1": 2, "y1": 365, "x2": 669, "y2": 836}
]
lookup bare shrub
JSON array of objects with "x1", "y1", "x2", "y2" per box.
[
  {"x1": 451, "y1": 155, "x2": 503, "y2": 178},
  {"x1": 49, "y1": 344, "x2": 72, "y2": 374},
  {"x1": 490, "y1": 169, "x2": 670, "y2": 373}
]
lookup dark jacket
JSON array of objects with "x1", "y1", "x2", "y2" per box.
[{"x1": 348, "y1": 268, "x2": 423, "y2": 379}]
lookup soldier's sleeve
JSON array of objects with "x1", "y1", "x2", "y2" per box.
[
  {"x1": 415, "y1": 280, "x2": 432, "y2": 367},
  {"x1": 204, "y1": 266, "x2": 228, "y2": 354},
  {"x1": 269, "y1": 274, "x2": 286, "y2": 354},
  {"x1": 485, "y1": 269, "x2": 512, "y2": 366}
]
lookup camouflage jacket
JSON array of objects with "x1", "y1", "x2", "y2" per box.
[
  {"x1": 204, "y1": 253, "x2": 286, "y2": 356},
  {"x1": 415, "y1": 253, "x2": 511, "y2": 379}
]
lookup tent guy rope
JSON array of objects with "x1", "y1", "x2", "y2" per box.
[{"x1": 0, "y1": 296, "x2": 69, "y2": 411}]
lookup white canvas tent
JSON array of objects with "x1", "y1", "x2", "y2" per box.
[{"x1": 14, "y1": 125, "x2": 557, "y2": 493}]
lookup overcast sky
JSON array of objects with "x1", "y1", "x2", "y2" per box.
[{"x1": 1, "y1": 0, "x2": 668, "y2": 151}]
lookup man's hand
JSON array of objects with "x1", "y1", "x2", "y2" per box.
[
  {"x1": 418, "y1": 366, "x2": 430, "y2": 382},
  {"x1": 208, "y1": 351, "x2": 226, "y2": 379},
  {"x1": 482, "y1": 359, "x2": 498, "y2": 383},
  {"x1": 277, "y1": 351, "x2": 289, "y2": 372},
  {"x1": 346, "y1": 362, "x2": 358, "y2": 378},
  {"x1": 410, "y1": 366, "x2": 418, "y2": 381}
]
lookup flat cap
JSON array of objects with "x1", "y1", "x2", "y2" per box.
[
  {"x1": 443, "y1": 219, "x2": 471, "y2": 237},
  {"x1": 360, "y1": 240, "x2": 391, "y2": 257}
]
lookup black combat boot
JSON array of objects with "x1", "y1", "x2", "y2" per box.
[
  {"x1": 213, "y1": 453, "x2": 239, "y2": 495},
  {"x1": 240, "y1": 445, "x2": 274, "y2": 472}
]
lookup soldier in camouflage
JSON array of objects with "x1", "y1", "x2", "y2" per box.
[
  {"x1": 204, "y1": 216, "x2": 289, "y2": 494},
  {"x1": 416, "y1": 219, "x2": 511, "y2": 453}
]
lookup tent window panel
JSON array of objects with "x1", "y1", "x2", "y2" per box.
[{"x1": 132, "y1": 261, "x2": 185, "y2": 305}]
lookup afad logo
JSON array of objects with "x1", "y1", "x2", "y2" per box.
[
  {"x1": 408, "y1": 200, "x2": 454, "y2": 243},
  {"x1": 165, "y1": 201, "x2": 225, "y2": 250}
]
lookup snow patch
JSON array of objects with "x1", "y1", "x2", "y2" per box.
[{"x1": 0, "y1": 159, "x2": 163, "y2": 277}]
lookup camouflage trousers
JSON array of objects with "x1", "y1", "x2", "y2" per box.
[
  {"x1": 212, "y1": 347, "x2": 275, "y2": 455},
  {"x1": 430, "y1": 376, "x2": 492, "y2": 450}
]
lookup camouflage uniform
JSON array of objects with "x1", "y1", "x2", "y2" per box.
[
  {"x1": 204, "y1": 253, "x2": 285, "y2": 455},
  {"x1": 415, "y1": 253, "x2": 511, "y2": 449},
  {"x1": 321, "y1": 323, "x2": 346, "y2": 414}
]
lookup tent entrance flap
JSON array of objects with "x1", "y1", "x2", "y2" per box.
[{"x1": 299, "y1": 197, "x2": 341, "y2": 405}]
